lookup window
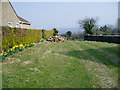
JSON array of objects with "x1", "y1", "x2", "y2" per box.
[
  {"x1": 8, "y1": 22, "x2": 12, "y2": 27},
  {"x1": 16, "y1": 23, "x2": 19, "y2": 27}
]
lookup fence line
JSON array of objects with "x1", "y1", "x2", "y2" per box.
[{"x1": 84, "y1": 35, "x2": 120, "y2": 44}]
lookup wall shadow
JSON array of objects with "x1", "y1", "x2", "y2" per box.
[{"x1": 53, "y1": 46, "x2": 119, "y2": 67}]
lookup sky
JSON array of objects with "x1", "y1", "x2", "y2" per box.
[
  {"x1": 7, "y1": 0, "x2": 120, "y2": 2},
  {"x1": 10, "y1": 1, "x2": 118, "y2": 34}
]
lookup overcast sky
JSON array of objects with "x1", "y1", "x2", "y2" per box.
[{"x1": 11, "y1": 2, "x2": 118, "y2": 34}]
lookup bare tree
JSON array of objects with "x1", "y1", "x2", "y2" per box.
[{"x1": 78, "y1": 18, "x2": 97, "y2": 35}]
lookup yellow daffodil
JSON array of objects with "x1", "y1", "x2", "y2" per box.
[
  {"x1": 0, "y1": 51, "x2": 5, "y2": 56},
  {"x1": 3, "y1": 52, "x2": 7, "y2": 55},
  {"x1": 10, "y1": 48, "x2": 13, "y2": 51},
  {"x1": 14, "y1": 45, "x2": 19, "y2": 48},
  {"x1": 12, "y1": 47, "x2": 15, "y2": 50},
  {"x1": 19, "y1": 44, "x2": 24, "y2": 48},
  {"x1": 0, "y1": 53, "x2": 3, "y2": 56}
]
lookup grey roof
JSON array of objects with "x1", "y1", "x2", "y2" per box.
[{"x1": 18, "y1": 16, "x2": 31, "y2": 25}]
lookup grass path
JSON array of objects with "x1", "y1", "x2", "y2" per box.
[{"x1": 2, "y1": 41, "x2": 119, "y2": 88}]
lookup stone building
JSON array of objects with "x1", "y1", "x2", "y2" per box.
[{"x1": 0, "y1": 0, "x2": 31, "y2": 29}]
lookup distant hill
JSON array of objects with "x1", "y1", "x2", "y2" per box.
[{"x1": 58, "y1": 27, "x2": 84, "y2": 34}]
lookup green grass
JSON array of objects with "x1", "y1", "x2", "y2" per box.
[
  {"x1": 2, "y1": 41, "x2": 119, "y2": 88},
  {"x1": 0, "y1": 30, "x2": 2, "y2": 52}
]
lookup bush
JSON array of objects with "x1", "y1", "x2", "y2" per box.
[
  {"x1": 66, "y1": 31, "x2": 72, "y2": 37},
  {"x1": 53, "y1": 28, "x2": 59, "y2": 36},
  {"x1": 42, "y1": 29, "x2": 46, "y2": 39},
  {"x1": 0, "y1": 26, "x2": 56, "y2": 61},
  {"x1": 2, "y1": 26, "x2": 54, "y2": 51},
  {"x1": 45, "y1": 30, "x2": 54, "y2": 39}
]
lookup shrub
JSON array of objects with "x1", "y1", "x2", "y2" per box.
[
  {"x1": 0, "y1": 26, "x2": 56, "y2": 61},
  {"x1": 53, "y1": 28, "x2": 59, "y2": 36},
  {"x1": 66, "y1": 31, "x2": 72, "y2": 37},
  {"x1": 2, "y1": 26, "x2": 54, "y2": 51},
  {"x1": 42, "y1": 29, "x2": 46, "y2": 39},
  {"x1": 45, "y1": 30, "x2": 54, "y2": 39}
]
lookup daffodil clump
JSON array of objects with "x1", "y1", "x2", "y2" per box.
[{"x1": 0, "y1": 43, "x2": 34, "y2": 62}]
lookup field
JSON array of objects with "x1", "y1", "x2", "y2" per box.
[{"x1": 2, "y1": 41, "x2": 119, "y2": 88}]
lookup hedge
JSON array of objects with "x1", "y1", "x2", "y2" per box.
[
  {"x1": 0, "y1": 27, "x2": 2, "y2": 52},
  {"x1": 2, "y1": 26, "x2": 54, "y2": 51},
  {"x1": 45, "y1": 30, "x2": 54, "y2": 39},
  {"x1": 84, "y1": 35, "x2": 120, "y2": 44}
]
